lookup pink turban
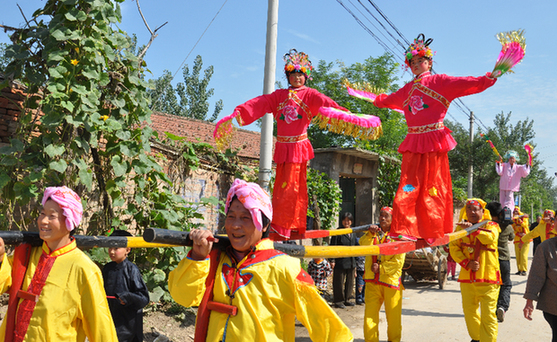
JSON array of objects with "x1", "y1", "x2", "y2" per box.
[
  {"x1": 225, "y1": 179, "x2": 273, "y2": 232},
  {"x1": 42, "y1": 186, "x2": 83, "y2": 231}
]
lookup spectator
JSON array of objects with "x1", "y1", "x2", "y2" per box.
[
  {"x1": 523, "y1": 235, "x2": 557, "y2": 342},
  {"x1": 330, "y1": 212, "x2": 358, "y2": 309},
  {"x1": 307, "y1": 257, "x2": 333, "y2": 298}
]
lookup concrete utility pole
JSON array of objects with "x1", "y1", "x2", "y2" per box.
[
  {"x1": 258, "y1": 0, "x2": 279, "y2": 191},
  {"x1": 467, "y1": 111, "x2": 474, "y2": 198}
]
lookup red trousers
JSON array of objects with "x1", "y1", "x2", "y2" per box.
[
  {"x1": 270, "y1": 162, "x2": 308, "y2": 239},
  {"x1": 391, "y1": 151, "x2": 454, "y2": 239}
]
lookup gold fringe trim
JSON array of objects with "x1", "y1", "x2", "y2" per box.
[{"x1": 311, "y1": 113, "x2": 383, "y2": 141}]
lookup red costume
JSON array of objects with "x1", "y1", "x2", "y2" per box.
[
  {"x1": 374, "y1": 71, "x2": 497, "y2": 239},
  {"x1": 230, "y1": 87, "x2": 347, "y2": 238}
]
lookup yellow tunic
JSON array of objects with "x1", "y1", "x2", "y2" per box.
[
  {"x1": 450, "y1": 221, "x2": 501, "y2": 284},
  {"x1": 169, "y1": 239, "x2": 353, "y2": 342},
  {"x1": 359, "y1": 231, "x2": 405, "y2": 288},
  {"x1": 0, "y1": 240, "x2": 118, "y2": 342}
]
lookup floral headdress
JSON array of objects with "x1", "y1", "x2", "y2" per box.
[
  {"x1": 404, "y1": 34, "x2": 434, "y2": 67},
  {"x1": 284, "y1": 49, "x2": 313, "y2": 80}
]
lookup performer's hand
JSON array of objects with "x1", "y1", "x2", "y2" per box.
[
  {"x1": 469, "y1": 260, "x2": 480, "y2": 272},
  {"x1": 119, "y1": 298, "x2": 126, "y2": 306},
  {"x1": 368, "y1": 225, "x2": 381, "y2": 234},
  {"x1": 0, "y1": 238, "x2": 5, "y2": 262},
  {"x1": 524, "y1": 299, "x2": 534, "y2": 320},
  {"x1": 372, "y1": 262, "x2": 380, "y2": 274},
  {"x1": 189, "y1": 229, "x2": 215, "y2": 260},
  {"x1": 457, "y1": 221, "x2": 472, "y2": 228}
]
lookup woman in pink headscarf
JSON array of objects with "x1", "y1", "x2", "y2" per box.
[
  {"x1": 0, "y1": 186, "x2": 118, "y2": 342},
  {"x1": 169, "y1": 179, "x2": 353, "y2": 342}
]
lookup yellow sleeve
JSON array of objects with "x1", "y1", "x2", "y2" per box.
[
  {"x1": 475, "y1": 222, "x2": 499, "y2": 246},
  {"x1": 0, "y1": 255, "x2": 13, "y2": 294},
  {"x1": 522, "y1": 223, "x2": 542, "y2": 242},
  {"x1": 291, "y1": 261, "x2": 354, "y2": 342},
  {"x1": 449, "y1": 228, "x2": 467, "y2": 266},
  {"x1": 79, "y1": 264, "x2": 119, "y2": 342},
  {"x1": 168, "y1": 253, "x2": 211, "y2": 308},
  {"x1": 358, "y1": 231, "x2": 376, "y2": 246}
]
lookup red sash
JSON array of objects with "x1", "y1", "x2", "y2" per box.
[
  {"x1": 13, "y1": 251, "x2": 58, "y2": 342},
  {"x1": 5, "y1": 244, "x2": 32, "y2": 342},
  {"x1": 194, "y1": 248, "x2": 221, "y2": 342}
]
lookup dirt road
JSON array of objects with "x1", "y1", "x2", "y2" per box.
[{"x1": 296, "y1": 246, "x2": 551, "y2": 341}]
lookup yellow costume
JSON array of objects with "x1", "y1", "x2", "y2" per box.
[
  {"x1": 359, "y1": 230, "x2": 405, "y2": 342},
  {"x1": 512, "y1": 209, "x2": 530, "y2": 273},
  {"x1": 169, "y1": 239, "x2": 353, "y2": 342},
  {"x1": 450, "y1": 199, "x2": 501, "y2": 342},
  {"x1": 521, "y1": 218, "x2": 557, "y2": 244},
  {"x1": 0, "y1": 240, "x2": 118, "y2": 342}
]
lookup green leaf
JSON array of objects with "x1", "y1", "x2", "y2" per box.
[
  {"x1": 0, "y1": 172, "x2": 11, "y2": 190},
  {"x1": 49, "y1": 159, "x2": 68, "y2": 173},
  {"x1": 79, "y1": 168, "x2": 93, "y2": 191},
  {"x1": 50, "y1": 29, "x2": 69, "y2": 41},
  {"x1": 110, "y1": 155, "x2": 127, "y2": 177},
  {"x1": 45, "y1": 144, "x2": 65, "y2": 157}
]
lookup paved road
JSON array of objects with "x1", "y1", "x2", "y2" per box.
[{"x1": 296, "y1": 243, "x2": 551, "y2": 341}]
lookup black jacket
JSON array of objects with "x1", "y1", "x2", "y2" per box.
[
  {"x1": 330, "y1": 232, "x2": 357, "y2": 269},
  {"x1": 103, "y1": 258, "x2": 150, "y2": 342}
]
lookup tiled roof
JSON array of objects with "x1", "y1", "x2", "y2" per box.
[{"x1": 149, "y1": 112, "x2": 271, "y2": 160}]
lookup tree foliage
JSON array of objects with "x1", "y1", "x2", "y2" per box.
[{"x1": 147, "y1": 55, "x2": 223, "y2": 122}]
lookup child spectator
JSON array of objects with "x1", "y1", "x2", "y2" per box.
[
  {"x1": 103, "y1": 230, "x2": 150, "y2": 342},
  {"x1": 0, "y1": 186, "x2": 118, "y2": 341},
  {"x1": 443, "y1": 244, "x2": 457, "y2": 280},
  {"x1": 330, "y1": 212, "x2": 358, "y2": 308},
  {"x1": 307, "y1": 257, "x2": 333, "y2": 298},
  {"x1": 355, "y1": 251, "x2": 366, "y2": 305}
]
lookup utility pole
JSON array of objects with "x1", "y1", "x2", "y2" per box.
[
  {"x1": 258, "y1": 0, "x2": 279, "y2": 191},
  {"x1": 467, "y1": 111, "x2": 474, "y2": 198}
]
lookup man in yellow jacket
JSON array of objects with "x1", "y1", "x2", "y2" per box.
[
  {"x1": 512, "y1": 207, "x2": 530, "y2": 275},
  {"x1": 450, "y1": 198, "x2": 501, "y2": 342},
  {"x1": 359, "y1": 206, "x2": 406, "y2": 342},
  {"x1": 521, "y1": 209, "x2": 556, "y2": 245}
]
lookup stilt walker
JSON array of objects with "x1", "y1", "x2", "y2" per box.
[
  {"x1": 214, "y1": 49, "x2": 382, "y2": 240},
  {"x1": 345, "y1": 31, "x2": 526, "y2": 240}
]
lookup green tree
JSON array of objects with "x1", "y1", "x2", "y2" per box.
[
  {"x1": 308, "y1": 53, "x2": 406, "y2": 153},
  {"x1": 148, "y1": 55, "x2": 223, "y2": 122},
  {"x1": 0, "y1": 43, "x2": 12, "y2": 72}
]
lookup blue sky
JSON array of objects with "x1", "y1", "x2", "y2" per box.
[{"x1": 2, "y1": 0, "x2": 556, "y2": 184}]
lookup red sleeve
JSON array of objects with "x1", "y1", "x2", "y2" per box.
[
  {"x1": 234, "y1": 92, "x2": 279, "y2": 126},
  {"x1": 438, "y1": 73, "x2": 497, "y2": 102}
]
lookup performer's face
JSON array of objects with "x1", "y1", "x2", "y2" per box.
[
  {"x1": 543, "y1": 211, "x2": 555, "y2": 223},
  {"x1": 288, "y1": 71, "x2": 306, "y2": 88},
  {"x1": 410, "y1": 56, "x2": 431, "y2": 76},
  {"x1": 508, "y1": 157, "x2": 516, "y2": 165},
  {"x1": 225, "y1": 199, "x2": 264, "y2": 257},
  {"x1": 38, "y1": 199, "x2": 71, "y2": 250},
  {"x1": 379, "y1": 211, "x2": 392, "y2": 232},
  {"x1": 465, "y1": 204, "x2": 484, "y2": 224}
]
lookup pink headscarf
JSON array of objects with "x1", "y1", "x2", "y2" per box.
[
  {"x1": 41, "y1": 186, "x2": 83, "y2": 231},
  {"x1": 225, "y1": 179, "x2": 273, "y2": 232}
]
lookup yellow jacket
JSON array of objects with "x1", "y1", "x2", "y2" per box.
[
  {"x1": 450, "y1": 221, "x2": 502, "y2": 284},
  {"x1": 522, "y1": 221, "x2": 557, "y2": 244},
  {"x1": 359, "y1": 231, "x2": 405, "y2": 289},
  {"x1": 0, "y1": 240, "x2": 118, "y2": 342},
  {"x1": 169, "y1": 239, "x2": 353, "y2": 342},
  {"x1": 512, "y1": 219, "x2": 530, "y2": 243}
]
